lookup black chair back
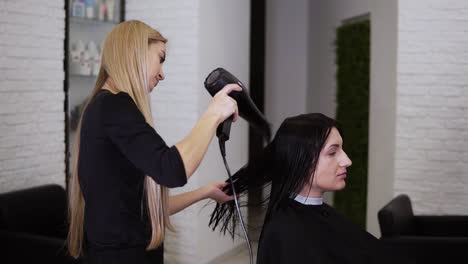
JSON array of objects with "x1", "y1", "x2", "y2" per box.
[
  {"x1": 0, "y1": 184, "x2": 68, "y2": 238},
  {"x1": 378, "y1": 194, "x2": 415, "y2": 237}
]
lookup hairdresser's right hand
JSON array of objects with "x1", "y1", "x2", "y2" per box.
[{"x1": 206, "y1": 83, "x2": 241, "y2": 125}]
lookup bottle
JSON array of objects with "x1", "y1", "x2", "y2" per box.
[
  {"x1": 85, "y1": 0, "x2": 95, "y2": 19},
  {"x1": 87, "y1": 41, "x2": 100, "y2": 76},
  {"x1": 70, "y1": 0, "x2": 75, "y2": 17},
  {"x1": 93, "y1": 45, "x2": 101, "y2": 76},
  {"x1": 72, "y1": 0, "x2": 85, "y2": 17},
  {"x1": 107, "y1": 0, "x2": 115, "y2": 22},
  {"x1": 70, "y1": 40, "x2": 82, "y2": 75},
  {"x1": 98, "y1": 0, "x2": 107, "y2": 21},
  {"x1": 82, "y1": 44, "x2": 92, "y2": 76}
]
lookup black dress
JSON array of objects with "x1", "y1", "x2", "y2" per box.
[
  {"x1": 257, "y1": 200, "x2": 409, "y2": 264},
  {"x1": 78, "y1": 90, "x2": 187, "y2": 264}
]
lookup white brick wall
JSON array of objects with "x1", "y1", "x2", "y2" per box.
[
  {"x1": 396, "y1": 0, "x2": 468, "y2": 215},
  {"x1": 0, "y1": 0, "x2": 65, "y2": 192}
]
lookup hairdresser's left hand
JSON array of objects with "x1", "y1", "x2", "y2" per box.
[{"x1": 202, "y1": 182, "x2": 234, "y2": 204}]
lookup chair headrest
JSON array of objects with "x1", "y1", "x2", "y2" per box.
[{"x1": 378, "y1": 194, "x2": 415, "y2": 237}]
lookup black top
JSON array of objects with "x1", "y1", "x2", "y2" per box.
[
  {"x1": 78, "y1": 90, "x2": 187, "y2": 262},
  {"x1": 257, "y1": 201, "x2": 403, "y2": 264}
]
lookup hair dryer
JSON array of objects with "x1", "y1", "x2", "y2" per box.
[
  {"x1": 204, "y1": 68, "x2": 271, "y2": 264},
  {"x1": 204, "y1": 68, "x2": 271, "y2": 143}
]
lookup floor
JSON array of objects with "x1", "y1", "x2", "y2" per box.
[{"x1": 209, "y1": 241, "x2": 258, "y2": 264}]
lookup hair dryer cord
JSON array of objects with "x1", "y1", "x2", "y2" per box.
[{"x1": 218, "y1": 137, "x2": 253, "y2": 264}]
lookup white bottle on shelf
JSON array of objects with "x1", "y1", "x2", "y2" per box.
[
  {"x1": 70, "y1": 40, "x2": 84, "y2": 75},
  {"x1": 81, "y1": 44, "x2": 92, "y2": 76},
  {"x1": 98, "y1": 0, "x2": 107, "y2": 21},
  {"x1": 95, "y1": 44, "x2": 102, "y2": 76},
  {"x1": 107, "y1": 0, "x2": 115, "y2": 22},
  {"x1": 87, "y1": 41, "x2": 101, "y2": 76},
  {"x1": 85, "y1": 0, "x2": 95, "y2": 19},
  {"x1": 72, "y1": 0, "x2": 86, "y2": 17},
  {"x1": 70, "y1": 48, "x2": 80, "y2": 75}
]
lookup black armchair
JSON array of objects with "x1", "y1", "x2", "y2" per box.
[
  {"x1": 0, "y1": 184, "x2": 78, "y2": 264},
  {"x1": 378, "y1": 194, "x2": 468, "y2": 264}
]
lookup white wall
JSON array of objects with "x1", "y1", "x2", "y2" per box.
[
  {"x1": 197, "y1": 0, "x2": 250, "y2": 263},
  {"x1": 307, "y1": 0, "x2": 398, "y2": 236},
  {"x1": 395, "y1": 0, "x2": 468, "y2": 215},
  {"x1": 0, "y1": 0, "x2": 66, "y2": 192},
  {"x1": 126, "y1": 0, "x2": 250, "y2": 263},
  {"x1": 265, "y1": 0, "x2": 310, "y2": 133}
]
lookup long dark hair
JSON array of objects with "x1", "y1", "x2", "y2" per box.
[{"x1": 209, "y1": 113, "x2": 341, "y2": 237}]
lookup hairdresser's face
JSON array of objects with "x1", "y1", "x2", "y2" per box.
[
  {"x1": 147, "y1": 41, "x2": 166, "y2": 93},
  {"x1": 303, "y1": 128, "x2": 352, "y2": 197}
]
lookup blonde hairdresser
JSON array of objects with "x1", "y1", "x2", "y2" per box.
[{"x1": 67, "y1": 20, "x2": 239, "y2": 263}]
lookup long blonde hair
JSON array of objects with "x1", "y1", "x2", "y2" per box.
[{"x1": 67, "y1": 20, "x2": 171, "y2": 258}]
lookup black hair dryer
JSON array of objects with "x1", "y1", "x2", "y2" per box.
[{"x1": 204, "y1": 68, "x2": 271, "y2": 143}]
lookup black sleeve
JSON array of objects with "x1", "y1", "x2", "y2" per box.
[{"x1": 102, "y1": 93, "x2": 187, "y2": 188}]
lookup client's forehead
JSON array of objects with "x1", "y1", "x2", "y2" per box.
[{"x1": 324, "y1": 128, "x2": 343, "y2": 146}]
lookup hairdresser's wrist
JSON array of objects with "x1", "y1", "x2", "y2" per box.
[
  {"x1": 202, "y1": 109, "x2": 223, "y2": 127},
  {"x1": 196, "y1": 185, "x2": 211, "y2": 201}
]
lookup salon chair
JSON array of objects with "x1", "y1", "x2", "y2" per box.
[
  {"x1": 378, "y1": 194, "x2": 468, "y2": 264},
  {"x1": 0, "y1": 184, "x2": 78, "y2": 264}
]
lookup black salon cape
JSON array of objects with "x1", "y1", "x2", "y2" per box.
[
  {"x1": 257, "y1": 201, "x2": 404, "y2": 264},
  {"x1": 79, "y1": 90, "x2": 187, "y2": 264}
]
